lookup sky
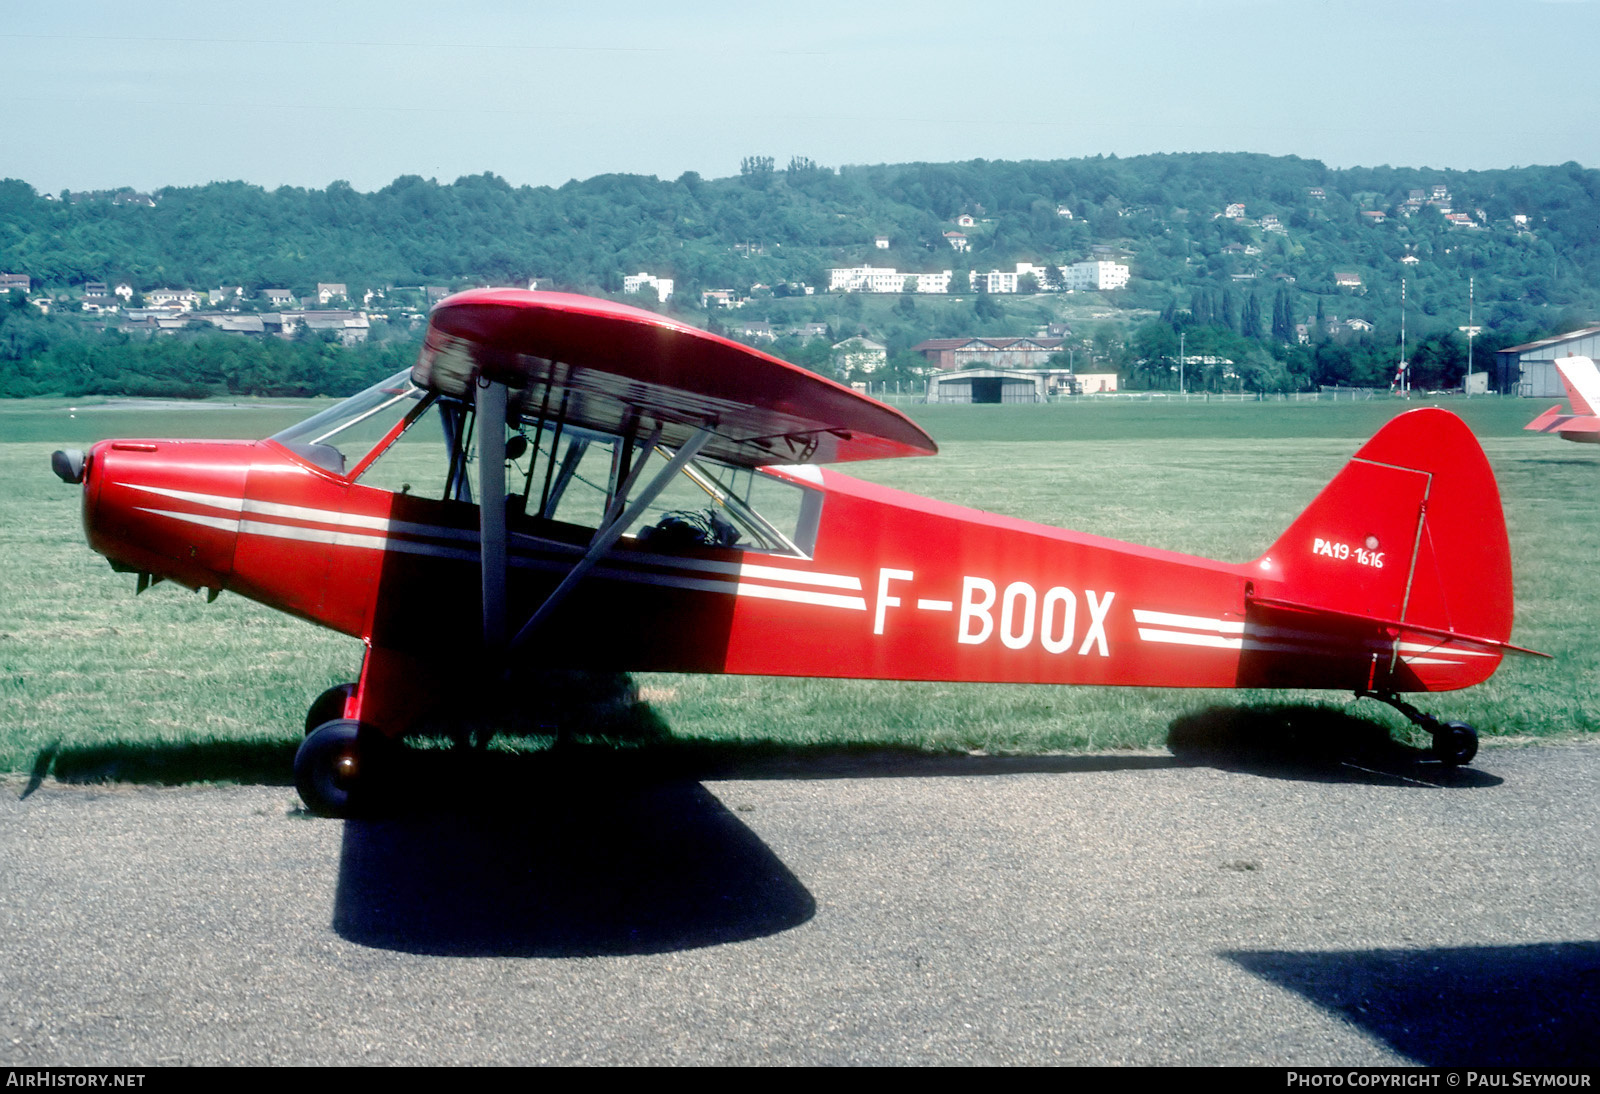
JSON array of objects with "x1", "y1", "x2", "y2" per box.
[{"x1": 3, "y1": 0, "x2": 1597, "y2": 195}]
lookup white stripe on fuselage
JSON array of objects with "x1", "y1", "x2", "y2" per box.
[{"x1": 124, "y1": 487, "x2": 865, "y2": 610}]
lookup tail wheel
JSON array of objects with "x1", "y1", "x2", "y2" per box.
[
  {"x1": 295, "y1": 719, "x2": 389, "y2": 817},
  {"x1": 305, "y1": 683, "x2": 357, "y2": 736},
  {"x1": 1431, "y1": 721, "x2": 1479, "y2": 766}
]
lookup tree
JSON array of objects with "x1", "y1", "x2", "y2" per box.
[
  {"x1": 1242, "y1": 291, "x2": 1264, "y2": 340},
  {"x1": 1271, "y1": 286, "x2": 1296, "y2": 342},
  {"x1": 740, "y1": 156, "x2": 775, "y2": 190}
]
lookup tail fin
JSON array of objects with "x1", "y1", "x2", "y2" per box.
[
  {"x1": 1558, "y1": 356, "x2": 1600, "y2": 414},
  {"x1": 1244, "y1": 408, "x2": 1519, "y2": 692}
]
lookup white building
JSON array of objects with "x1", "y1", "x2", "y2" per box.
[
  {"x1": 1061, "y1": 261, "x2": 1130, "y2": 291},
  {"x1": 622, "y1": 272, "x2": 674, "y2": 302},
  {"x1": 975, "y1": 270, "x2": 1019, "y2": 294},
  {"x1": 829, "y1": 267, "x2": 953, "y2": 294},
  {"x1": 829, "y1": 266, "x2": 906, "y2": 293}
]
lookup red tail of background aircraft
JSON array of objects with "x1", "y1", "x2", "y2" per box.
[{"x1": 1525, "y1": 355, "x2": 1600, "y2": 442}]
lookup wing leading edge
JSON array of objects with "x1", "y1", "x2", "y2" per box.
[{"x1": 413, "y1": 289, "x2": 937, "y2": 469}]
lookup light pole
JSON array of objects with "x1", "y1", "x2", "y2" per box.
[
  {"x1": 1460, "y1": 276, "x2": 1479, "y2": 397},
  {"x1": 1179, "y1": 331, "x2": 1186, "y2": 395}
]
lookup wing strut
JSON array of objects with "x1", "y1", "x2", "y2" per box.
[
  {"x1": 476, "y1": 378, "x2": 508, "y2": 649},
  {"x1": 507, "y1": 424, "x2": 711, "y2": 655}
]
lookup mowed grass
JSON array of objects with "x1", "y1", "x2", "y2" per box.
[{"x1": 0, "y1": 392, "x2": 1592, "y2": 785}]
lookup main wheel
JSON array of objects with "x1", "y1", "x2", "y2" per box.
[
  {"x1": 1431, "y1": 721, "x2": 1479, "y2": 766},
  {"x1": 305, "y1": 683, "x2": 357, "y2": 736},
  {"x1": 296, "y1": 719, "x2": 386, "y2": 817}
]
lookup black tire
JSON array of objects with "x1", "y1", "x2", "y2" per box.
[
  {"x1": 295, "y1": 720, "x2": 384, "y2": 817},
  {"x1": 1432, "y1": 721, "x2": 1479, "y2": 766},
  {"x1": 305, "y1": 683, "x2": 357, "y2": 736}
]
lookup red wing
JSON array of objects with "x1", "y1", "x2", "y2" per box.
[{"x1": 413, "y1": 289, "x2": 936, "y2": 468}]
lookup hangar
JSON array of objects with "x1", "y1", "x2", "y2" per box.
[
  {"x1": 1496, "y1": 327, "x2": 1600, "y2": 396},
  {"x1": 927, "y1": 368, "x2": 1048, "y2": 403}
]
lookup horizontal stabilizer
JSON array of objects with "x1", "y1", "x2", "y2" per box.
[{"x1": 1247, "y1": 595, "x2": 1549, "y2": 659}]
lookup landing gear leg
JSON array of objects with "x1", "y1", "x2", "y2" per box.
[
  {"x1": 1356, "y1": 691, "x2": 1479, "y2": 766},
  {"x1": 304, "y1": 683, "x2": 357, "y2": 736}
]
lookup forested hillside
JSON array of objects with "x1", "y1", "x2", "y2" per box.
[{"x1": 3, "y1": 153, "x2": 1597, "y2": 397}]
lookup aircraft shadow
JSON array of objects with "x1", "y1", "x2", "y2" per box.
[
  {"x1": 35, "y1": 699, "x2": 1501, "y2": 793},
  {"x1": 1225, "y1": 942, "x2": 1600, "y2": 1067},
  {"x1": 332, "y1": 772, "x2": 815, "y2": 958},
  {"x1": 1165, "y1": 704, "x2": 1503, "y2": 788}
]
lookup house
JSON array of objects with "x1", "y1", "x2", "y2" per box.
[
  {"x1": 1401, "y1": 254, "x2": 1420, "y2": 265},
  {"x1": 148, "y1": 289, "x2": 199, "y2": 311},
  {"x1": 956, "y1": 214, "x2": 975, "y2": 227},
  {"x1": 943, "y1": 231, "x2": 969, "y2": 253},
  {"x1": 1260, "y1": 214, "x2": 1284, "y2": 232},
  {"x1": 622, "y1": 272, "x2": 674, "y2": 303},
  {"x1": 83, "y1": 281, "x2": 108, "y2": 298},
  {"x1": 791, "y1": 322, "x2": 829, "y2": 340},
  {"x1": 1361, "y1": 210, "x2": 1387, "y2": 224},
  {"x1": 1223, "y1": 203, "x2": 1246, "y2": 219},
  {"x1": 735, "y1": 320, "x2": 775, "y2": 342},
  {"x1": 700, "y1": 289, "x2": 740, "y2": 309},
  {"x1": 262, "y1": 288, "x2": 296, "y2": 308},
  {"x1": 1308, "y1": 187, "x2": 1326, "y2": 200},
  {"x1": 316, "y1": 283, "x2": 348, "y2": 305},
  {"x1": 114, "y1": 283, "x2": 133, "y2": 301},
  {"x1": 1056, "y1": 205, "x2": 1073, "y2": 219},
  {"x1": 1334, "y1": 271, "x2": 1363, "y2": 288},
  {"x1": 0, "y1": 273, "x2": 32, "y2": 294},
  {"x1": 295, "y1": 310, "x2": 370, "y2": 346},
  {"x1": 832, "y1": 336, "x2": 887, "y2": 375},
  {"x1": 874, "y1": 235, "x2": 890, "y2": 250},
  {"x1": 1345, "y1": 318, "x2": 1374, "y2": 333}
]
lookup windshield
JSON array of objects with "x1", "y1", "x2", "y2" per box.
[{"x1": 270, "y1": 369, "x2": 430, "y2": 475}]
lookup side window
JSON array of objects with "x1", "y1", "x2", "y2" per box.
[
  {"x1": 533, "y1": 429, "x2": 618, "y2": 529},
  {"x1": 355, "y1": 400, "x2": 456, "y2": 500}
]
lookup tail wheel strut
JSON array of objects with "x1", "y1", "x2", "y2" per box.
[{"x1": 1356, "y1": 691, "x2": 1479, "y2": 766}]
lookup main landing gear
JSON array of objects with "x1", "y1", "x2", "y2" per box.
[
  {"x1": 1357, "y1": 691, "x2": 1479, "y2": 766},
  {"x1": 295, "y1": 719, "x2": 397, "y2": 817}
]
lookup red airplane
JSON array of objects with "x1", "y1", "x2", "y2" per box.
[
  {"x1": 1524, "y1": 355, "x2": 1600, "y2": 442},
  {"x1": 52, "y1": 290, "x2": 1542, "y2": 816}
]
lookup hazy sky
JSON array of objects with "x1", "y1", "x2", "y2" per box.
[{"x1": 4, "y1": 0, "x2": 1596, "y2": 194}]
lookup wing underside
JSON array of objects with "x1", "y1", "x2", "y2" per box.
[{"x1": 413, "y1": 289, "x2": 937, "y2": 469}]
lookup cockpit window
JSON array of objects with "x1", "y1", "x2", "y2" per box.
[{"x1": 272, "y1": 369, "x2": 822, "y2": 555}]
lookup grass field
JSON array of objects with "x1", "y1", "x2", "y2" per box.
[{"x1": 1, "y1": 391, "x2": 1593, "y2": 787}]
